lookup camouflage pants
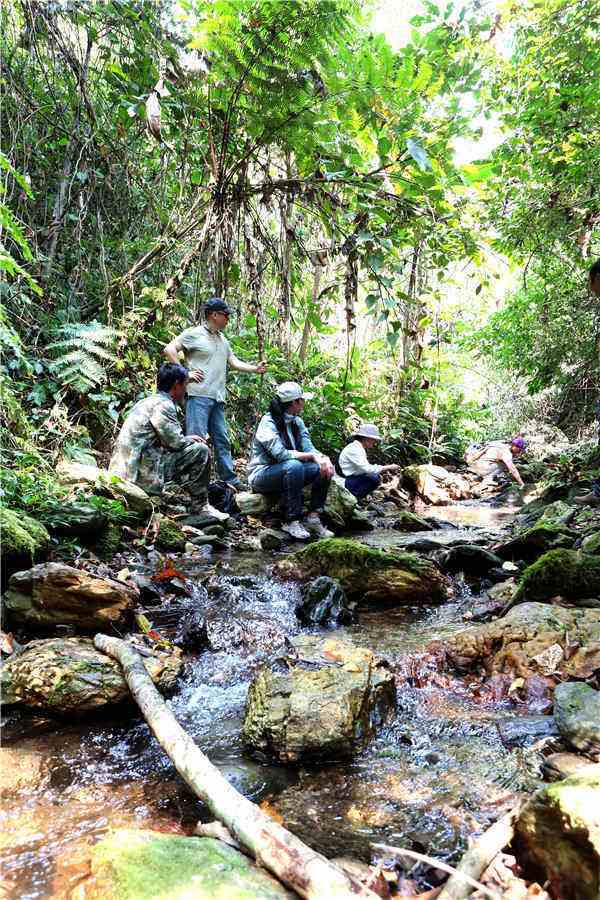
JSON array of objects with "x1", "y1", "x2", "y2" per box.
[{"x1": 141, "y1": 441, "x2": 210, "y2": 501}]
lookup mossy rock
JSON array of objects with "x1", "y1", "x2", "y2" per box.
[
  {"x1": 392, "y1": 510, "x2": 433, "y2": 532},
  {"x1": 495, "y1": 521, "x2": 576, "y2": 562},
  {"x1": 582, "y1": 532, "x2": 600, "y2": 556},
  {"x1": 155, "y1": 516, "x2": 186, "y2": 552},
  {"x1": 274, "y1": 537, "x2": 449, "y2": 604},
  {"x1": 95, "y1": 524, "x2": 123, "y2": 560},
  {"x1": 0, "y1": 508, "x2": 50, "y2": 582},
  {"x1": 513, "y1": 771, "x2": 600, "y2": 900},
  {"x1": 88, "y1": 829, "x2": 294, "y2": 899},
  {"x1": 553, "y1": 682, "x2": 600, "y2": 756},
  {"x1": 516, "y1": 549, "x2": 600, "y2": 603}
]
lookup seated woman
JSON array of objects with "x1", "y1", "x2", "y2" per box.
[
  {"x1": 338, "y1": 423, "x2": 398, "y2": 499},
  {"x1": 247, "y1": 382, "x2": 335, "y2": 540}
]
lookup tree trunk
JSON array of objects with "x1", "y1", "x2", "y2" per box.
[
  {"x1": 299, "y1": 253, "x2": 324, "y2": 363},
  {"x1": 94, "y1": 634, "x2": 376, "y2": 900}
]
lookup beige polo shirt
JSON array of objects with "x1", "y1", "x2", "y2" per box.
[{"x1": 173, "y1": 324, "x2": 232, "y2": 401}]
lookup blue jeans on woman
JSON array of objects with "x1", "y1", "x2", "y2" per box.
[
  {"x1": 186, "y1": 396, "x2": 238, "y2": 485},
  {"x1": 345, "y1": 472, "x2": 381, "y2": 500},
  {"x1": 251, "y1": 459, "x2": 330, "y2": 522}
]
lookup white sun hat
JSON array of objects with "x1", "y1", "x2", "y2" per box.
[
  {"x1": 352, "y1": 423, "x2": 383, "y2": 441},
  {"x1": 275, "y1": 381, "x2": 314, "y2": 403}
]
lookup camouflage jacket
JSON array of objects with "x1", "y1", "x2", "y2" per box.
[{"x1": 109, "y1": 392, "x2": 193, "y2": 494}]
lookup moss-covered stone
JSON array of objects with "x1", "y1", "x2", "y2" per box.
[
  {"x1": 274, "y1": 537, "x2": 449, "y2": 604},
  {"x1": 514, "y1": 772, "x2": 600, "y2": 900},
  {"x1": 495, "y1": 521, "x2": 576, "y2": 562},
  {"x1": 155, "y1": 516, "x2": 186, "y2": 552},
  {"x1": 88, "y1": 830, "x2": 294, "y2": 899},
  {"x1": 0, "y1": 508, "x2": 50, "y2": 563},
  {"x1": 516, "y1": 549, "x2": 600, "y2": 602},
  {"x1": 392, "y1": 510, "x2": 433, "y2": 532},
  {"x1": 1, "y1": 637, "x2": 182, "y2": 713},
  {"x1": 95, "y1": 524, "x2": 123, "y2": 560},
  {"x1": 553, "y1": 682, "x2": 600, "y2": 756},
  {"x1": 582, "y1": 532, "x2": 600, "y2": 556},
  {"x1": 538, "y1": 500, "x2": 576, "y2": 526}
]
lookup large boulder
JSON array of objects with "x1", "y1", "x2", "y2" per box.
[
  {"x1": 553, "y1": 682, "x2": 600, "y2": 757},
  {"x1": 3, "y1": 562, "x2": 136, "y2": 630},
  {"x1": 323, "y1": 477, "x2": 373, "y2": 531},
  {"x1": 296, "y1": 576, "x2": 355, "y2": 626},
  {"x1": 242, "y1": 636, "x2": 396, "y2": 763},
  {"x1": 56, "y1": 460, "x2": 153, "y2": 518},
  {"x1": 87, "y1": 830, "x2": 294, "y2": 899},
  {"x1": 515, "y1": 549, "x2": 600, "y2": 603},
  {"x1": 403, "y1": 464, "x2": 471, "y2": 505},
  {"x1": 0, "y1": 508, "x2": 50, "y2": 577},
  {"x1": 582, "y1": 532, "x2": 600, "y2": 555},
  {"x1": 1, "y1": 637, "x2": 181, "y2": 713},
  {"x1": 234, "y1": 491, "x2": 271, "y2": 516},
  {"x1": 442, "y1": 602, "x2": 600, "y2": 680},
  {"x1": 513, "y1": 771, "x2": 600, "y2": 900},
  {"x1": 273, "y1": 538, "x2": 449, "y2": 604}
]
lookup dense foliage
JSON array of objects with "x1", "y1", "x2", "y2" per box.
[{"x1": 0, "y1": 0, "x2": 598, "y2": 502}]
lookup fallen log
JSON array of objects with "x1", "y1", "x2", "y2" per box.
[{"x1": 94, "y1": 634, "x2": 377, "y2": 900}]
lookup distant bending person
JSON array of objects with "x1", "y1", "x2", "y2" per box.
[
  {"x1": 247, "y1": 382, "x2": 335, "y2": 541},
  {"x1": 163, "y1": 297, "x2": 267, "y2": 489},
  {"x1": 465, "y1": 436, "x2": 526, "y2": 489},
  {"x1": 109, "y1": 363, "x2": 226, "y2": 519},
  {"x1": 338, "y1": 424, "x2": 399, "y2": 500}
]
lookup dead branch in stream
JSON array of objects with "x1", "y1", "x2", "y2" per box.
[
  {"x1": 94, "y1": 634, "x2": 378, "y2": 900},
  {"x1": 373, "y1": 805, "x2": 521, "y2": 900}
]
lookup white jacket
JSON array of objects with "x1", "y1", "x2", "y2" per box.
[{"x1": 338, "y1": 440, "x2": 382, "y2": 477}]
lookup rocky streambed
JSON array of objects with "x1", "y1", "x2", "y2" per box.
[{"x1": 1, "y1": 497, "x2": 600, "y2": 899}]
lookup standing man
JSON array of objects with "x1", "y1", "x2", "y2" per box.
[
  {"x1": 575, "y1": 259, "x2": 600, "y2": 506},
  {"x1": 163, "y1": 298, "x2": 267, "y2": 488}
]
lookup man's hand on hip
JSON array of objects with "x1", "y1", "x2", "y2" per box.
[
  {"x1": 188, "y1": 369, "x2": 206, "y2": 383},
  {"x1": 254, "y1": 360, "x2": 267, "y2": 374}
]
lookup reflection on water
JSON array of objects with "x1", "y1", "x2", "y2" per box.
[{"x1": 0, "y1": 505, "x2": 538, "y2": 897}]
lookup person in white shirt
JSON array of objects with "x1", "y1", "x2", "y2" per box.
[
  {"x1": 338, "y1": 423, "x2": 399, "y2": 499},
  {"x1": 163, "y1": 297, "x2": 267, "y2": 488}
]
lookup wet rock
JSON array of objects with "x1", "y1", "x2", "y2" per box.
[
  {"x1": 243, "y1": 635, "x2": 396, "y2": 763},
  {"x1": 403, "y1": 464, "x2": 471, "y2": 505},
  {"x1": 542, "y1": 753, "x2": 600, "y2": 782},
  {"x1": 582, "y1": 532, "x2": 600, "y2": 555},
  {"x1": 0, "y1": 508, "x2": 50, "y2": 576},
  {"x1": 497, "y1": 715, "x2": 559, "y2": 748},
  {"x1": 515, "y1": 549, "x2": 600, "y2": 603},
  {"x1": 471, "y1": 579, "x2": 517, "y2": 621},
  {"x1": 437, "y1": 544, "x2": 503, "y2": 574},
  {"x1": 234, "y1": 491, "x2": 271, "y2": 516},
  {"x1": 494, "y1": 522, "x2": 575, "y2": 562},
  {"x1": 1, "y1": 637, "x2": 182, "y2": 713},
  {"x1": 323, "y1": 477, "x2": 374, "y2": 531},
  {"x1": 553, "y1": 682, "x2": 600, "y2": 757},
  {"x1": 442, "y1": 602, "x2": 600, "y2": 680},
  {"x1": 391, "y1": 510, "x2": 433, "y2": 532},
  {"x1": 0, "y1": 745, "x2": 49, "y2": 794},
  {"x1": 56, "y1": 460, "x2": 153, "y2": 518},
  {"x1": 274, "y1": 538, "x2": 449, "y2": 605},
  {"x1": 42, "y1": 501, "x2": 108, "y2": 535},
  {"x1": 513, "y1": 771, "x2": 600, "y2": 900},
  {"x1": 259, "y1": 528, "x2": 286, "y2": 551},
  {"x1": 3, "y1": 562, "x2": 137, "y2": 630},
  {"x1": 538, "y1": 500, "x2": 577, "y2": 527},
  {"x1": 88, "y1": 830, "x2": 294, "y2": 899},
  {"x1": 176, "y1": 608, "x2": 208, "y2": 650},
  {"x1": 155, "y1": 516, "x2": 187, "y2": 552},
  {"x1": 296, "y1": 576, "x2": 355, "y2": 626}
]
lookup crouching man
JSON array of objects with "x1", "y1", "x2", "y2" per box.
[
  {"x1": 338, "y1": 423, "x2": 399, "y2": 500},
  {"x1": 109, "y1": 363, "x2": 223, "y2": 517}
]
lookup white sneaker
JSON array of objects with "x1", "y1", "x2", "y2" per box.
[
  {"x1": 304, "y1": 514, "x2": 334, "y2": 538},
  {"x1": 281, "y1": 520, "x2": 311, "y2": 540},
  {"x1": 200, "y1": 502, "x2": 231, "y2": 522}
]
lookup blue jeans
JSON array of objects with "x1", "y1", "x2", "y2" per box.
[
  {"x1": 186, "y1": 397, "x2": 238, "y2": 485},
  {"x1": 251, "y1": 459, "x2": 331, "y2": 522},
  {"x1": 345, "y1": 472, "x2": 381, "y2": 500}
]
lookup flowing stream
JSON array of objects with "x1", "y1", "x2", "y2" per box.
[{"x1": 0, "y1": 504, "x2": 542, "y2": 898}]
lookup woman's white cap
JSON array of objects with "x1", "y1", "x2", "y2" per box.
[
  {"x1": 276, "y1": 381, "x2": 314, "y2": 403},
  {"x1": 352, "y1": 423, "x2": 382, "y2": 440}
]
